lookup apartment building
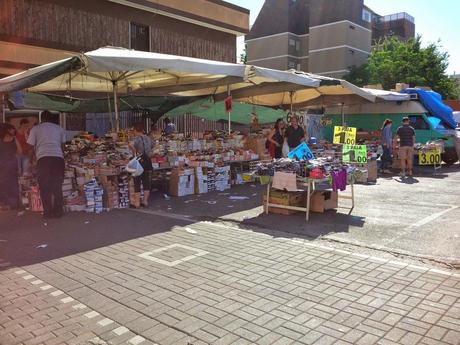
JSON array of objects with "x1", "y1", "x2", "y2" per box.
[
  {"x1": 0, "y1": 0, "x2": 249, "y2": 78},
  {"x1": 246, "y1": 0, "x2": 415, "y2": 78}
]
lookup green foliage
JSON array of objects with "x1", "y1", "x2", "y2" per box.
[
  {"x1": 240, "y1": 44, "x2": 247, "y2": 64},
  {"x1": 344, "y1": 36, "x2": 458, "y2": 100}
]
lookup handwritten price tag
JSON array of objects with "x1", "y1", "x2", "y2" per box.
[
  {"x1": 342, "y1": 144, "x2": 368, "y2": 163},
  {"x1": 419, "y1": 149, "x2": 441, "y2": 165},
  {"x1": 333, "y1": 126, "x2": 357, "y2": 145}
]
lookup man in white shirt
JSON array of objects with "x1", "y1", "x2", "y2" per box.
[{"x1": 27, "y1": 111, "x2": 66, "y2": 219}]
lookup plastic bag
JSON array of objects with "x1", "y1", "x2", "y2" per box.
[
  {"x1": 282, "y1": 140, "x2": 290, "y2": 158},
  {"x1": 126, "y1": 157, "x2": 144, "y2": 177}
]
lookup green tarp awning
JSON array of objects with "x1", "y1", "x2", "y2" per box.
[
  {"x1": 8, "y1": 92, "x2": 199, "y2": 116},
  {"x1": 166, "y1": 98, "x2": 286, "y2": 125}
]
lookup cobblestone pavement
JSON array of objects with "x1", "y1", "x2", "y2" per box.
[{"x1": 1, "y1": 214, "x2": 460, "y2": 345}]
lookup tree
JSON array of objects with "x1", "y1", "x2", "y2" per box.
[
  {"x1": 344, "y1": 36, "x2": 458, "y2": 99},
  {"x1": 239, "y1": 44, "x2": 247, "y2": 64}
]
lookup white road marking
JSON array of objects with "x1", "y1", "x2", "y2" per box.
[
  {"x1": 430, "y1": 268, "x2": 452, "y2": 276},
  {"x1": 128, "y1": 335, "x2": 145, "y2": 345},
  {"x1": 112, "y1": 326, "x2": 129, "y2": 336},
  {"x1": 50, "y1": 290, "x2": 64, "y2": 297},
  {"x1": 15, "y1": 268, "x2": 152, "y2": 345},
  {"x1": 60, "y1": 297, "x2": 74, "y2": 303},
  {"x1": 129, "y1": 208, "x2": 192, "y2": 222},
  {"x1": 98, "y1": 318, "x2": 114, "y2": 327},
  {"x1": 138, "y1": 243, "x2": 208, "y2": 267},
  {"x1": 408, "y1": 206, "x2": 458, "y2": 228},
  {"x1": 194, "y1": 221, "x2": 457, "y2": 276},
  {"x1": 72, "y1": 303, "x2": 87, "y2": 310},
  {"x1": 84, "y1": 311, "x2": 100, "y2": 319}
]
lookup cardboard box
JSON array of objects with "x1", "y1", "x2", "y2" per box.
[
  {"x1": 310, "y1": 191, "x2": 338, "y2": 213},
  {"x1": 169, "y1": 171, "x2": 195, "y2": 197},
  {"x1": 263, "y1": 189, "x2": 306, "y2": 215},
  {"x1": 245, "y1": 137, "x2": 267, "y2": 157},
  {"x1": 367, "y1": 160, "x2": 378, "y2": 182}
]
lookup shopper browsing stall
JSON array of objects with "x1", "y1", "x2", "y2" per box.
[
  {"x1": 0, "y1": 124, "x2": 22, "y2": 210},
  {"x1": 380, "y1": 119, "x2": 393, "y2": 174},
  {"x1": 396, "y1": 117, "x2": 416, "y2": 177},
  {"x1": 163, "y1": 117, "x2": 176, "y2": 136},
  {"x1": 27, "y1": 111, "x2": 66, "y2": 218},
  {"x1": 129, "y1": 123, "x2": 153, "y2": 208},
  {"x1": 268, "y1": 118, "x2": 286, "y2": 159},
  {"x1": 16, "y1": 119, "x2": 32, "y2": 176},
  {"x1": 285, "y1": 115, "x2": 305, "y2": 151}
]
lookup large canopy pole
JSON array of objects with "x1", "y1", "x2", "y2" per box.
[
  {"x1": 113, "y1": 82, "x2": 120, "y2": 132},
  {"x1": 341, "y1": 102, "x2": 345, "y2": 126}
]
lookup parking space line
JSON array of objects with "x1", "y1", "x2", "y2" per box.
[
  {"x1": 10, "y1": 267, "x2": 154, "y2": 344},
  {"x1": 408, "y1": 205, "x2": 458, "y2": 228}
]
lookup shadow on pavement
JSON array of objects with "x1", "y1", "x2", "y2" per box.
[
  {"x1": 148, "y1": 184, "x2": 365, "y2": 239},
  {"x1": 0, "y1": 209, "x2": 192, "y2": 270}
]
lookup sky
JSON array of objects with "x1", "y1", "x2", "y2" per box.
[{"x1": 228, "y1": 0, "x2": 460, "y2": 75}]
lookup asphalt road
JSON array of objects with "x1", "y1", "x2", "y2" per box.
[{"x1": 139, "y1": 164, "x2": 460, "y2": 266}]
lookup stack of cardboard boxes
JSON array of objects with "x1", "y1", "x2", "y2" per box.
[
  {"x1": 214, "y1": 166, "x2": 231, "y2": 191},
  {"x1": 195, "y1": 167, "x2": 209, "y2": 194},
  {"x1": 169, "y1": 168, "x2": 195, "y2": 197},
  {"x1": 263, "y1": 189, "x2": 306, "y2": 215}
]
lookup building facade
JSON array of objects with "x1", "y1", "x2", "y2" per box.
[
  {"x1": 0, "y1": 0, "x2": 249, "y2": 78},
  {"x1": 246, "y1": 0, "x2": 415, "y2": 78}
]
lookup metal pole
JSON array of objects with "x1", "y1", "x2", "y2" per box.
[
  {"x1": 227, "y1": 85, "x2": 231, "y2": 135},
  {"x1": 113, "y1": 82, "x2": 120, "y2": 132},
  {"x1": 1, "y1": 96, "x2": 6, "y2": 123},
  {"x1": 341, "y1": 103, "x2": 345, "y2": 126}
]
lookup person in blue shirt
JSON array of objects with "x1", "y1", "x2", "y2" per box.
[
  {"x1": 380, "y1": 119, "x2": 393, "y2": 174},
  {"x1": 163, "y1": 117, "x2": 176, "y2": 136}
]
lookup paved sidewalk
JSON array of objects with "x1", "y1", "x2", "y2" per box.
[{"x1": 1, "y1": 214, "x2": 460, "y2": 345}]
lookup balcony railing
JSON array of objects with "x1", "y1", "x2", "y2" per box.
[{"x1": 379, "y1": 12, "x2": 415, "y2": 24}]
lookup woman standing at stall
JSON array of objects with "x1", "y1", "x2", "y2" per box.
[
  {"x1": 129, "y1": 123, "x2": 153, "y2": 208},
  {"x1": 268, "y1": 118, "x2": 286, "y2": 159},
  {"x1": 380, "y1": 119, "x2": 393, "y2": 174},
  {"x1": 0, "y1": 124, "x2": 22, "y2": 209}
]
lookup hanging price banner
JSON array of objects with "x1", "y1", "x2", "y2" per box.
[
  {"x1": 419, "y1": 149, "x2": 441, "y2": 165},
  {"x1": 333, "y1": 126, "x2": 357, "y2": 145},
  {"x1": 342, "y1": 144, "x2": 368, "y2": 163}
]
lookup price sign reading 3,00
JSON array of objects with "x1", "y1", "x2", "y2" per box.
[
  {"x1": 333, "y1": 126, "x2": 357, "y2": 145},
  {"x1": 419, "y1": 149, "x2": 441, "y2": 165}
]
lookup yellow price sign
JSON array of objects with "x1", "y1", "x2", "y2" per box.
[
  {"x1": 419, "y1": 149, "x2": 441, "y2": 165},
  {"x1": 333, "y1": 126, "x2": 357, "y2": 145}
]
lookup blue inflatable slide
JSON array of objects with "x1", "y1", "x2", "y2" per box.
[{"x1": 400, "y1": 88, "x2": 457, "y2": 129}]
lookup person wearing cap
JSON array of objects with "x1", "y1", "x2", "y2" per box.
[{"x1": 396, "y1": 117, "x2": 416, "y2": 177}]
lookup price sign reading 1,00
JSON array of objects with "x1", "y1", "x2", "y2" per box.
[
  {"x1": 333, "y1": 126, "x2": 357, "y2": 145},
  {"x1": 419, "y1": 150, "x2": 441, "y2": 165},
  {"x1": 342, "y1": 144, "x2": 367, "y2": 164}
]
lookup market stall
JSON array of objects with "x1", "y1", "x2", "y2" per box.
[{"x1": 1, "y1": 47, "x2": 412, "y2": 216}]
